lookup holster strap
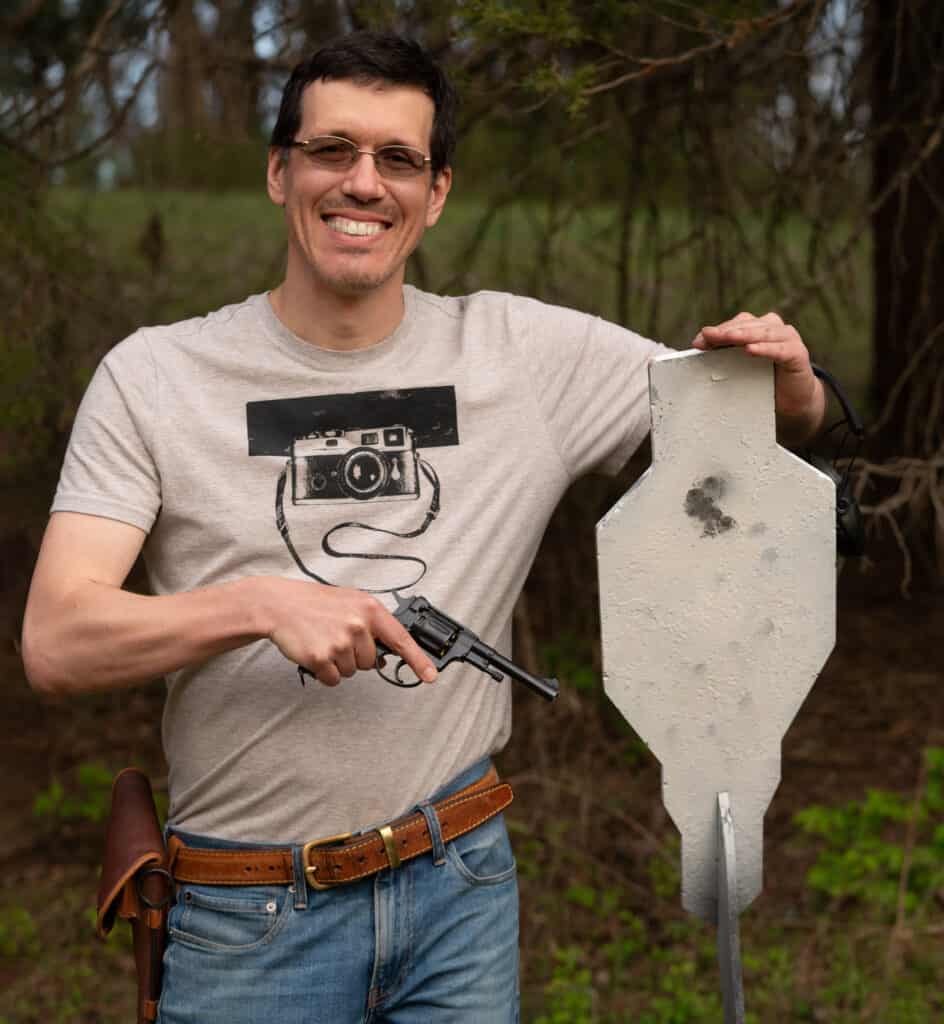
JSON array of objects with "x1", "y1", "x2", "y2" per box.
[{"x1": 168, "y1": 766, "x2": 513, "y2": 889}]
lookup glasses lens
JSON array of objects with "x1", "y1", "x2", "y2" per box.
[
  {"x1": 375, "y1": 146, "x2": 427, "y2": 177},
  {"x1": 302, "y1": 138, "x2": 357, "y2": 168}
]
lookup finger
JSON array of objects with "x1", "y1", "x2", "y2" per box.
[
  {"x1": 374, "y1": 612, "x2": 437, "y2": 682},
  {"x1": 701, "y1": 308, "x2": 782, "y2": 341},
  {"x1": 703, "y1": 310, "x2": 756, "y2": 333},
  {"x1": 736, "y1": 324, "x2": 805, "y2": 357},
  {"x1": 704, "y1": 323, "x2": 800, "y2": 352},
  {"x1": 739, "y1": 339, "x2": 809, "y2": 370},
  {"x1": 311, "y1": 660, "x2": 341, "y2": 687},
  {"x1": 696, "y1": 318, "x2": 756, "y2": 348},
  {"x1": 333, "y1": 648, "x2": 358, "y2": 678},
  {"x1": 354, "y1": 631, "x2": 377, "y2": 671}
]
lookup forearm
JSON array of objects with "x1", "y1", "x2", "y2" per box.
[{"x1": 23, "y1": 576, "x2": 271, "y2": 696}]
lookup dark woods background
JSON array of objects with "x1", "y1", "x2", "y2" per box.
[{"x1": 1, "y1": 2, "x2": 943, "y2": 1021}]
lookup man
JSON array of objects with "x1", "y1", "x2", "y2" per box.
[{"x1": 22, "y1": 32, "x2": 824, "y2": 1023}]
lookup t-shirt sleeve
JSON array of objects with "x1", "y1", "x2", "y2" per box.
[
  {"x1": 51, "y1": 331, "x2": 161, "y2": 532},
  {"x1": 513, "y1": 298, "x2": 673, "y2": 480}
]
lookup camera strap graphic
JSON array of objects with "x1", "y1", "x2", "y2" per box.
[{"x1": 275, "y1": 457, "x2": 441, "y2": 593}]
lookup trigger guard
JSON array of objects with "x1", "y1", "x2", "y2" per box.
[
  {"x1": 396, "y1": 660, "x2": 423, "y2": 687},
  {"x1": 376, "y1": 655, "x2": 423, "y2": 689}
]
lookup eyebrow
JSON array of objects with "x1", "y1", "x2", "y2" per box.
[{"x1": 309, "y1": 131, "x2": 425, "y2": 150}]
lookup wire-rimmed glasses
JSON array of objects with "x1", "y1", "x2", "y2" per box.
[{"x1": 287, "y1": 136, "x2": 431, "y2": 179}]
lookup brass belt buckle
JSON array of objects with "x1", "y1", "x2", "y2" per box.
[{"x1": 302, "y1": 832, "x2": 353, "y2": 890}]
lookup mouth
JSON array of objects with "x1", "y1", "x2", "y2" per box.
[{"x1": 322, "y1": 215, "x2": 390, "y2": 238}]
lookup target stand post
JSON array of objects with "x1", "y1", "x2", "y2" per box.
[{"x1": 717, "y1": 791, "x2": 744, "y2": 1023}]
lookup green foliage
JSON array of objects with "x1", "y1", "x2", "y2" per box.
[
  {"x1": 0, "y1": 907, "x2": 40, "y2": 958},
  {"x1": 518, "y1": 739, "x2": 942, "y2": 1022},
  {"x1": 647, "y1": 835, "x2": 681, "y2": 901},
  {"x1": 526, "y1": 60, "x2": 599, "y2": 118},
  {"x1": 507, "y1": 818, "x2": 545, "y2": 879},
  {"x1": 534, "y1": 946, "x2": 596, "y2": 1024},
  {"x1": 33, "y1": 760, "x2": 113, "y2": 825},
  {"x1": 794, "y1": 747, "x2": 944, "y2": 917},
  {"x1": 740, "y1": 942, "x2": 798, "y2": 1020},
  {"x1": 458, "y1": 0, "x2": 586, "y2": 45},
  {"x1": 540, "y1": 635, "x2": 599, "y2": 692},
  {"x1": 638, "y1": 955, "x2": 723, "y2": 1023}
]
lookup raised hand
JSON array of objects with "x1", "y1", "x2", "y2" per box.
[{"x1": 693, "y1": 311, "x2": 825, "y2": 441}]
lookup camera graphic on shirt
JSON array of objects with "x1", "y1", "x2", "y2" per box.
[{"x1": 290, "y1": 426, "x2": 420, "y2": 505}]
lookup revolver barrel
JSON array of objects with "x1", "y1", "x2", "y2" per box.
[{"x1": 477, "y1": 646, "x2": 559, "y2": 702}]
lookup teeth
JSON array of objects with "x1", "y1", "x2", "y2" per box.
[{"x1": 326, "y1": 217, "x2": 385, "y2": 237}]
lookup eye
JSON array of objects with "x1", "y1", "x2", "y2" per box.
[
  {"x1": 304, "y1": 138, "x2": 354, "y2": 164},
  {"x1": 377, "y1": 147, "x2": 425, "y2": 173}
]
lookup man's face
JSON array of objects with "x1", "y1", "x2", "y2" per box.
[{"x1": 267, "y1": 78, "x2": 451, "y2": 298}]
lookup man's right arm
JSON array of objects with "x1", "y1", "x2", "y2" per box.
[{"x1": 22, "y1": 511, "x2": 436, "y2": 696}]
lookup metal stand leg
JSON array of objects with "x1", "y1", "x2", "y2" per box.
[{"x1": 717, "y1": 792, "x2": 745, "y2": 1023}]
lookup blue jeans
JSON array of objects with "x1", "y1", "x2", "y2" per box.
[{"x1": 157, "y1": 759, "x2": 519, "y2": 1023}]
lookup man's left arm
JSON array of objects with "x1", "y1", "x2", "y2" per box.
[{"x1": 693, "y1": 311, "x2": 826, "y2": 447}]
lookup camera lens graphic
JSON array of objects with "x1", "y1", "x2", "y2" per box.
[{"x1": 341, "y1": 447, "x2": 388, "y2": 499}]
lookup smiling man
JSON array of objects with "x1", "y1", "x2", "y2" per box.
[{"x1": 22, "y1": 31, "x2": 825, "y2": 1024}]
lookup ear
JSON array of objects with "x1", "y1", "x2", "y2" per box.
[
  {"x1": 266, "y1": 147, "x2": 287, "y2": 207},
  {"x1": 425, "y1": 166, "x2": 452, "y2": 228}
]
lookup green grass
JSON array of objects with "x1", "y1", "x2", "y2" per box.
[{"x1": 47, "y1": 188, "x2": 286, "y2": 326}]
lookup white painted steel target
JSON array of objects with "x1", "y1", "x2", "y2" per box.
[{"x1": 596, "y1": 347, "x2": 836, "y2": 921}]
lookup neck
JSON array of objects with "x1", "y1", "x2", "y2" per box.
[{"x1": 269, "y1": 264, "x2": 406, "y2": 352}]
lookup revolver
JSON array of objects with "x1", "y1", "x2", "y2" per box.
[
  {"x1": 297, "y1": 594, "x2": 559, "y2": 701},
  {"x1": 377, "y1": 594, "x2": 559, "y2": 701}
]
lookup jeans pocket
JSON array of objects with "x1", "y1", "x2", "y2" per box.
[
  {"x1": 168, "y1": 884, "x2": 291, "y2": 953},
  {"x1": 446, "y1": 812, "x2": 517, "y2": 886}
]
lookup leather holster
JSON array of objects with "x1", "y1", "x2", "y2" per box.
[{"x1": 96, "y1": 768, "x2": 171, "y2": 1024}]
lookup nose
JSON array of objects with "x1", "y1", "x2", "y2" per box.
[{"x1": 341, "y1": 151, "x2": 386, "y2": 201}]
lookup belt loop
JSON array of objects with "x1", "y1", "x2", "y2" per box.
[
  {"x1": 418, "y1": 801, "x2": 446, "y2": 866},
  {"x1": 291, "y1": 845, "x2": 309, "y2": 909}
]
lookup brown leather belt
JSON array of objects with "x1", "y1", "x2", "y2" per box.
[{"x1": 166, "y1": 767, "x2": 512, "y2": 891}]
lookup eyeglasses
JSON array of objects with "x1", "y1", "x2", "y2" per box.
[{"x1": 287, "y1": 136, "x2": 431, "y2": 179}]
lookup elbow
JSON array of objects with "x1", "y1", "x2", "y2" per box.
[{"x1": 21, "y1": 615, "x2": 69, "y2": 697}]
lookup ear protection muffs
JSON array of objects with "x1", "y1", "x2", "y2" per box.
[{"x1": 808, "y1": 364, "x2": 866, "y2": 558}]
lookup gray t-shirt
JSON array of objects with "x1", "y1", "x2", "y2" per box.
[{"x1": 52, "y1": 287, "x2": 668, "y2": 842}]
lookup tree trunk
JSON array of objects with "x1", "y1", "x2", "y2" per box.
[
  {"x1": 210, "y1": 0, "x2": 259, "y2": 141},
  {"x1": 162, "y1": 0, "x2": 207, "y2": 168},
  {"x1": 870, "y1": 0, "x2": 944, "y2": 458}
]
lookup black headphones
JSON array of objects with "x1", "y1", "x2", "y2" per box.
[{"x1": 807, "y1": 364, "x2": 865, "y2": 558}]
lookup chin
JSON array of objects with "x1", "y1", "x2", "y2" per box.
[{"x1": 319, "y1": 263, "x2": 400, "y2": 296}]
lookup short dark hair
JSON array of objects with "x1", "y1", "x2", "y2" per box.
[{"x1": 270, "y1": 31, "x2": 457, "y2": 177}]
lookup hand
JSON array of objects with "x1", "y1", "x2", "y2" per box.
[
  {"x1": 260, "y1": 579, "x2": 438, "y2": 688},
  {"x1": 693, "y1": 311, "x2": 825, "y2": 440}
]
